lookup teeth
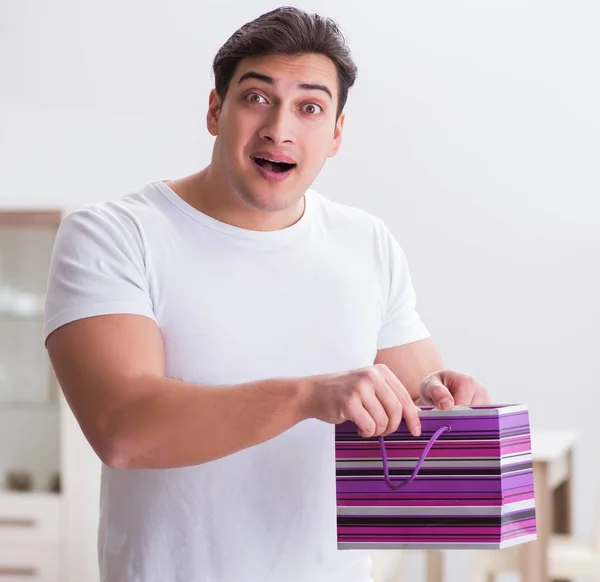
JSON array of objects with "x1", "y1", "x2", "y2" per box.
[{"x1": 256, "y1": 156, "x2": 293, "y2": 164}]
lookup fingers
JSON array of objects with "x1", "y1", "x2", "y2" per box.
[
  {"x1": 332, "y1": 367, "x2": 492, "y2": 439},
  {"x1": 367, "y1": 375, "x2": 405, "y2": 437},
  {"x1": 347, "y1": 366, "x2": 421, "y2": 438},
  {"x1": 358, "y1": 379, "x2": 390, "y2": 438},
  {"x1": 471, "y1": 392, "x2": 491, "y2": 405},
  {"x1": 456, "y1": 382, "x2": 491, "y2": 405},
  {"x1": 376, "y1": 365, "x2": 421, "y2": 437},
  {"x1": 349, "y1": 404, "x2": 379, "y2": 439},
  {"x1": 444, "y1": 372, "x2": 491, "y2": 406},
  {"x1": 420, "y1": 371, "x2": 492, "y2": 408},
  {"x1": 420, "y1": 375, "x2": 455, "y2": 409}
]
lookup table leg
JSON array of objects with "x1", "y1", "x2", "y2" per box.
[
  {"x1": 551, "y1": 451, "x2": 573, "y2": 582},
  {"x1": 519, "y1": 461, "x2": 550, "y2": 582},
  {"x1": 425, "y1": 550, "x2": 444, "y2": 582}
]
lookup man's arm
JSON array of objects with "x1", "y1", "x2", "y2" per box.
[
  {"x1": 47, "y1": 314, "x2": 310, "y2": 470},
  {"x1": 47, "y1": 314, "x2": 423, "y2": 471},
  {"x1": 374, "y1": 337, "x2": 444, "y2": 400}
]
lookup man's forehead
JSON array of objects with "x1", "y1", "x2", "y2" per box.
[{"x1": 233, "y1": 53, "x2": 338, "y2": 94}]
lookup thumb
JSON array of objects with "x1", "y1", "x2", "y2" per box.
[{"x1": 421, "y1": 377, "x2": 454, "y2": 410}]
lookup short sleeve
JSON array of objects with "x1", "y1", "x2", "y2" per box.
[
  {"x1": 43, "y1": 206, "x2": 157, "y2": 342},
  {"x1": 377, "y1": 227, "x2": 430, "y2": 350}
]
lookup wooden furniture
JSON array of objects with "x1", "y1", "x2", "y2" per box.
[
  {"x1": 0, "y1": 210, "x2": 63, "y2": 581},
  {"x1": 518, "y1": 429, "x2": 580, "y2": 582},
  {"x1": 370, "y1": 550, "x2": 404, "y2": 582},
  {"x1": 474, "y1": 496, "x2": 600, "y2": 581},
  {"x1": 0, "y1": 206, "x2": 114, "y2": 582},
  {"x1": 0, "y1": 493, "x2": 61, "y2": 581},
  {"x1": 424, "y1": 428, "x2": 580, "y2": 582}
]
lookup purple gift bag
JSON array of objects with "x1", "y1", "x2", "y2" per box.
[{"x1": 335, "y1": 405, "x2": 537, "y2": 549}]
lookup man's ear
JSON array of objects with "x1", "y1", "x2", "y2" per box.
[
  {"x1": 207, "y1": 89, "x2": 222, "y2": 136},
  {"x1": 328, "y1": 112, "x2": 346, "y2": 158}
]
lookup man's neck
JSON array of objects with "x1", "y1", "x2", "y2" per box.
[{"x1": 164, "y1": 166, "x2": 305, "y2": 232}]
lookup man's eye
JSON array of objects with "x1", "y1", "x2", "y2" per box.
[
  {"x1": 245, "y1": 93, "x2": 267, "y2": 104},
  {"x1": 302, "y1": 103, "x2": 322, "y2": 115}
]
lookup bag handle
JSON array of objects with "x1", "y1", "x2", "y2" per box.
[{"x1": 379, "y1": 424, "x2": 451, "y2": 490}]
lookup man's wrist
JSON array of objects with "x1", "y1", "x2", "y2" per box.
[{"x1": 286, "y1": 376, "x2": 315, "y2": 423}]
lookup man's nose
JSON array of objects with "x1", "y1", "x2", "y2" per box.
[{"x1": 258, "y1": 107, "x2": 295, "y2": 145}]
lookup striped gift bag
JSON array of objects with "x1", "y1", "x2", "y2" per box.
[{"x1": 335, "y1": 405, "x2": 537, "y2": 549}]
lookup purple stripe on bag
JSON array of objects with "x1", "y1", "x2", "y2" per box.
[
  {"x1": 337, "y1": 474, "x2": 533, "y2": 494},
  {"x1": 337, "y1": 495, "x2": 531, "y2": 506},
  {"x1": 336, "y1": 436, "x2": 532, "y2": 458}
]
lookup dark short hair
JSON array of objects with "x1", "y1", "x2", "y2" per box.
[{"x1": 212, "y1": 7, "x2": 358, "y2": 118}]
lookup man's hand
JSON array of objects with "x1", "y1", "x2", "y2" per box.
[
  {"x1": 304, "y1": 364, "x2": 422, "y2": 439},
  {"x1": 416, "y1": 369, "x2": 491, "y2": 409}
]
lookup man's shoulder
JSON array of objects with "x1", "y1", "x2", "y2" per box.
[
  {"x1": 65, "y1": 181, "x2": 164, "y2": 222},
  {"x1": 60, "y1": 181, "x2": 171, "y2": 239},
  {"x1": 309, "y1": 189, "x2": 386, "y2": 232}
]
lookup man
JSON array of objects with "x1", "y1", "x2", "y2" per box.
[{"x1": 44, "y1": 7, "x2": 490, "y2": 582}]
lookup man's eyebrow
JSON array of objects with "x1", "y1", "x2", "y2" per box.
[
  {"x1": 299, "y1": 83, "x2": 333, "y2": 100},
  {"x1": 237, "y1": 71, "x2": 333, "y2": 100},
  {"x1": 238, "y1": 71, "x2": 274, "y2": 85}
]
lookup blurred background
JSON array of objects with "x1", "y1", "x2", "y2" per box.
[{"x1": 1, "y1": 1, "x2": 599, "y2": 580}]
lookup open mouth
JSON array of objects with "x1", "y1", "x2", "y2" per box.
[{"x1": 251, "y1": 156, "x2": 297, "y2": 175}]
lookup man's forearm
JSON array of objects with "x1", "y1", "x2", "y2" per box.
[{"x1": 102, "y1": 375, "x2": 312, "y2": 470}]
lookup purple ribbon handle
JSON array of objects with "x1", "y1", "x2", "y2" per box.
[{"x1": 378, "y1": 424, "x2": 451, "y2": 491}]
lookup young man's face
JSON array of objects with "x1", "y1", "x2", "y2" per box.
[{"x1": 207, "y1": 52, "x2": 345, "y2": 214}]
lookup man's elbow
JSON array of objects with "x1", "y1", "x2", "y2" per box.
[
  {"x1": 96, "y1": 438, "x2": 130, "y2": 469},
  {"x1": 93, "y1": 421, "x2": 146, "y2": 470},
  {"x1": 94, "y1": 433, "x2": 133, "y2": 469}
]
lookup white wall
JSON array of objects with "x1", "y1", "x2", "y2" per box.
[{"x1": 2, "y1": 1, "x2": 599, "y2": 580}]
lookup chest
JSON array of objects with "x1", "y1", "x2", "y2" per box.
[{"x1": 151, "y1": 241, "x2": 386, "y2": 384}]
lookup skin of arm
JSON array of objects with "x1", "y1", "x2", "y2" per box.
[{"x1": 46, "y1": 314, "x2": 312, "y2": 470}]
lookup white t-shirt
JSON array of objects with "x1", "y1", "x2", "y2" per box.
[{"x1": 44, "y1": 181, "x2": 430, "y2": 582}]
